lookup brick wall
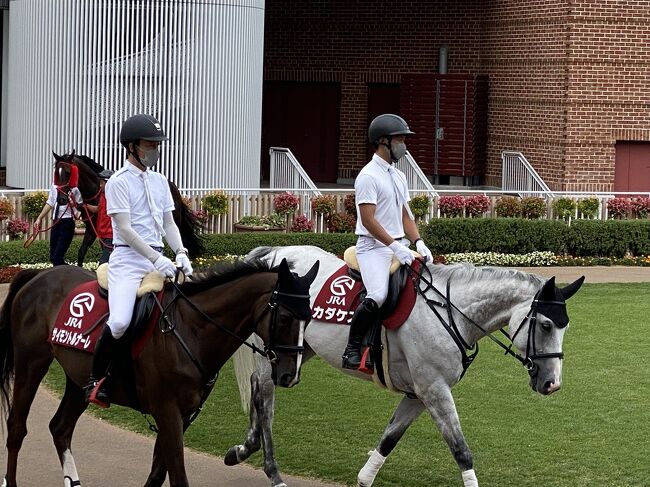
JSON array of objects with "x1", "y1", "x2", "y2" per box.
[{"x1": 264, "y1": 0, "x2": 650, "y2": 189}]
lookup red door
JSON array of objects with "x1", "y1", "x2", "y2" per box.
[
  {"x1": 261, "y1": 82, "x2": 340, "y2": 183},
  {"x1": 614, "y1": 142, "x2": 650, "y2": 192}
]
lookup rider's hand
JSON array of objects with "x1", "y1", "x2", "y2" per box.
[
  {"x1": 415, "y1": 239, "x2": 433, "y2": 263},
  {"x1": 153, "y1": 255, "x2": 176, "y2": 278},
  {"x1": 33, "y1": 223, "x2": 40, "y2": 233},
  {"x1": 175, "y1": 252, "x2": 193, "y2": 276},
  {"x1": 389, "y1": 241, "x2": 414, "y2": 265}
]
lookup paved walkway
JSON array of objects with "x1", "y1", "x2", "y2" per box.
[{"x1": 0, "y1": 266, "x2": 648, "y2": 485}]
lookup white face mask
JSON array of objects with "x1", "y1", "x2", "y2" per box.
[
  {"x1": 390, "y1": 142, "x2": 407, "y2": 162},
  {"x1": 135, "y1": 145, "x2": 160, "y2": 168}
]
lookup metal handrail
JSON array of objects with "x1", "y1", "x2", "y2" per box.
[
  {"x1": 501, "y1": 151, "x2": 553, "y2": 197},
  {"x1": 394, "y1": 151, "x2": 438, "y2": 197},
  {"x1": 269, "y1": 147, "x2": 321, "y2": 196}
]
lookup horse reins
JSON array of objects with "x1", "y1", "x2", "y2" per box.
[{"x1": 408, "y1": 263, "x2": 564, "y2": 379}]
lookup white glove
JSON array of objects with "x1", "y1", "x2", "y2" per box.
[
  {"x1": 153, "y1": 254, "x2": 176, "y2": 278},
  {"x1": 415, "y1": 239, "x2": 433, "y2": 263},
  {"x1": 389, "y1": 241, "x2": 414, "y2": 265},
  {"x1": 175, "y1": 252, "x2": 193, "y2": 276}
]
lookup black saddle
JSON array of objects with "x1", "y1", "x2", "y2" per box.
[{"x1": 347, "y1": 265, "x2": 410, "y2": 318}]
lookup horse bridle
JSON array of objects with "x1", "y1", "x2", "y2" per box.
[
  {"x1": 264, "y1": 285, "x2": 311, "y2": 363},
  {"x1": 410, "y1": 264, "x2": 567, "y2": 379}
]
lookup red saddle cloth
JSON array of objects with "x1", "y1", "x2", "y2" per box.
[
  {"x1": 49, "y1": 280, "x2": 160, "y2": 359},
  {"x1": 311, "y1": 261, "x2": 419, "y2": 329}
]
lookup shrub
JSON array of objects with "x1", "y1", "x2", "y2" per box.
[
  {"x1": 438, "y1": 195, "x2": 465, "y2": 217},
  {"x1": 631, "y1": 197, "x2": 650, "y2": 219},
  {"x1": 409, "y1": 195, "x2": 431, "y2": 218},
  {"x1": 327, "y1": 212, "x2": 356, "y2": 233},
  {"x1": 552, "y1": 198, "x2": 577, "y2": 220},
  {"x1": 494, "y1": 197, "x2": 521, "y2": 217},
  {"x1": 465, "y1": 195, "x2": 490, "y2": 217},
  {"x1": 290, "y1": 214, "x2": 314, "y2": 233},
  {"x1": 577, "y1": 197, "x2": 600, "y2": 219},
  {"x1": 237, "y1": 213, "x2": 285, "y2": 229},
  {"x1": 343, "y1": 194, "x2": 356, "y2": 216},
  {"x1": 201, "y1": 191, "x2": 229, "y2": 216},
  {"x1": 273, "y1": 192, "x2": 299, "y2": 216},
  {"x1": 22, "y1": 192, "x2": 48, "y2": 219},
  {"x1": 607, "y1": 198, "x2": 631, "y2": 219},
  {"x1": 520, "y1": 197, "x2": 546, "y2": 219},
  {"x1": 0, "y1": 198, "x2": 14, "y2": 221},
  {"x1": 6, "y1": 218, "x2": 29, "y2": 240},
  {"x1": 310, "y1": 195, "x2": 337, "y2": 215},
  {"x1": 193, "y1": 209, "x2": 208, "y2": 225},
  {"x1": 0, "y1": 266, "x2": 23, "y2": 283}
]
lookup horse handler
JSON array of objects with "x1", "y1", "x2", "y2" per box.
[
  {"x1": 84, "y1": 114, "x2": 193, "y2": 408},
  {"x1": 341, "y1": 114, "x2": 434, "y2": 371}
]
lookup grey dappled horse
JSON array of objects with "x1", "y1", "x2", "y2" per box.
[{"x1": 228, "y1": 245, "x2": 585, "y2": 487}]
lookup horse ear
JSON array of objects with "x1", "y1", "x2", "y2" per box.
[
  {"x1": 303, "y1": 260, "x2": 320, "y2": 285},
  {"x1": 278, "y1": 258, "x2": 291, "y2": 278},
  {"x1": 560, "y1": 276, "x2": 585, "y2": 301},
  {"x1": 52, "y1": 151, "x2": 60, "y2": 160},
  {"x1": 70, "y1": 149, "x2": 76, "y2": 158},
  {"x1": 539, "y1": 276, "x2": 556, "y2": 300}
]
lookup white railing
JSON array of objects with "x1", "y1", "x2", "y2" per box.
[
  {"x1": 269, "y1": 147, "x2": 322, "y2": 218},
  {"x1": 394, "y1": 151, "x2": 439, "y2": 197},
  {"x1": 502, "y1": 151, "x2": 553, "y2": 197}
]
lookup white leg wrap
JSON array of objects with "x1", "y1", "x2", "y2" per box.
[
  {"x1": 357, "y1": 449, "x2": 386, "y2": 487},
  {"x1": 462, "y1": 469, "x2": 479, "y2": 487}
]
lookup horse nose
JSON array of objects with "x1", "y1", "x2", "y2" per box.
[
  {"x1": 544, "y1": 380, "x2": 561, "y2": 395},
  {"x1": 279, "y1": 373, "x2": 295, "y2": 388}
]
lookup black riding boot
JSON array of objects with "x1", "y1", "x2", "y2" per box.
[
  {"x1": 342, "y1": 298, "x2": 379, "y2": 370},
  {"x1": 84, "y1": 326, "x2": 117, "y2": 408}
]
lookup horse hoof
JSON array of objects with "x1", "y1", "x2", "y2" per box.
[
  {"x1": 273, "y1": 483, "x2": 288, "y2": 487},
  {"x1": 224, "y1": 445, "x2": 243, "y2": 466}
]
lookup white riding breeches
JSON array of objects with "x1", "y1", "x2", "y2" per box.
[
  {"x1": 356, "y1": 236, "x2": 405, "y2": 307},
  {"x1": 106, "y1": 246, "x2": 158, "y2": 339}
]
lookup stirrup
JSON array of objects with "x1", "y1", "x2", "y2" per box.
[
  {"x1": 358, "y1": 347, "x2": 374, "y2": 375},
  {"x1": 86, "y1": 377, "x2": 110, "y2": 409}
]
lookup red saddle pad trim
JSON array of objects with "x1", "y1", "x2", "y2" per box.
[
  {"x1": 50, "y1": 280, "x2": 162, "y2": 359},
  {"x1": 311, "y1": 260, "x2": 420, "y2": 330}
]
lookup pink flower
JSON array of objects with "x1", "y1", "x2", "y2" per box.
[
  {"x1": 607, "y1": 198, "x2": 631, "y2": 219},
  {"x1": 465, "y1": 195, "x2": 490, "y2": 217},
  {"x1": 273, "y1": 192, "x2": 300, "y2": 216},
  {"x1": 290, "y1": 214, "x2": 314, "y2": 232},
  {"x1": 438, "y1": 195, "x2": 465, "y2": 217}
]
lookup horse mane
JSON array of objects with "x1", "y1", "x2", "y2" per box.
[
  {"x1": 180, "y1": 256, "x2": 281, "y2": 295},
  {"x1": 429, "y1": 262, "x2": 545, "y2": 287},
  {"x1": 73, "y1": 154, "x2": 104, "y2": 175},
  {"x1": 167, "y1": 181, "x2": 205, "y2": 259}
]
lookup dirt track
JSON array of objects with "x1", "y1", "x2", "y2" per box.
[{"x1": 0, "y1": 266, "x2": 647, "y2": 485}]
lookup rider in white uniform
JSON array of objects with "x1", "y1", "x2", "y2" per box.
[
  {"x1": 84, "y1": 114, "x2": 193, "y2": 408},
  {"x1": 342, "y1": 114, "x2": 434, "y2": 370}
]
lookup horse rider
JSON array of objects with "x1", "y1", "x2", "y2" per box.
[
  {"x1": 342, "y1": 114, "x2": 434, "y2": 370},
  {"x1": 84, "y1": 114, "x2": 193, "y2": 408},
  {"x1": 84, "y1": 169, "x2": 115, "y2": 265}
]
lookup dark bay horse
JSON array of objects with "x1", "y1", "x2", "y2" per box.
[
  {"x1": 0, "y1": 256, "x2": 319, "y2": 487},
  {"x1": 51, "y1": 151, "x2": 204, "y2": 264}
]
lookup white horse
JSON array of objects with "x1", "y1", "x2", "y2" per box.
[{"x1": 227, "y1": 245, "x2": 585, "y2": 487}]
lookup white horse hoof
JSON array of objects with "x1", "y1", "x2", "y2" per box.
[{"x1": 273, "y1": 484, "x2": 288, "y2": 487}]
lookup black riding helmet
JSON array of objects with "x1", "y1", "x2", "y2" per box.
[
  {"x1": 119, "y1": 114, "x2": 168, "y2": 149},
  {"x1": 368, "y1": 114, "x2": 415, "y2": 145}
]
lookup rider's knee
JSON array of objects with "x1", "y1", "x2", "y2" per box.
[{"x1": 106, "y1": 321, "x2": 128, "y2": 339}]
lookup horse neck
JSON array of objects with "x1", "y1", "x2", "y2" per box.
[
  {"x1": 185, "y1": 274, "x2": 275, "y2": 373},
  {"x1": 444, "y1": 271, "x2": 541, "y2": 345}
]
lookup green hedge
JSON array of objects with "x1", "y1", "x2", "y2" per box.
[
  {"x1": 420, "y1": 218, "x2": 650, "y2": 258},
  {"x1": 2, "y1": 219, "x2": 649, "y2": 268}
]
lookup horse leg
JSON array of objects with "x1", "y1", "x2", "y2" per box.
[
  {"x1": 144, "y1": 419, "x2": 192, "y2": 487},
  {"x1": 48, "y1": 376, "x2": 89, "y2": 487},
  {"x1": 150, "y1": 406, "x2": 188, "y2": 487},
  {"x1": 420, "y1": 385, "x2": 478, "y2": 487},
  {"x1": 357, "y1": 395, "x2": 424, "y2": 487},
  {"x1": 3, "y1": 354, "x2": 53, "y2": 487},
  {"x1": 76, "y1": 225, "x2": 96, "y2": 267}
]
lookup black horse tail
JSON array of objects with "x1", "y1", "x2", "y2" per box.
[
  {"x1": 0, "y1": 269, "x2": 42, "y2": 416},
  {"x1": 168, "y1": 180, "x2": 205, "y2": 258}
]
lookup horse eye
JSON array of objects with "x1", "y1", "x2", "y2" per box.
[{"x1": 541, "y1": 322, "x2": 553, "y2": 332}]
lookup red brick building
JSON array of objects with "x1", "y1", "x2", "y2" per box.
[{"x1": 262, "y1": 0, "x2": 650, "y2": 192}]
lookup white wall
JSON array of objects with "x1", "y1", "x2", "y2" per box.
[{"x1": 6, "y1": 0, "x2": 265, "y2": 190}]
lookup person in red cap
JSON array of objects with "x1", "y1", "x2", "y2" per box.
[{"x1": 84, "y1": 169, "x2": 115, "y2": 265}]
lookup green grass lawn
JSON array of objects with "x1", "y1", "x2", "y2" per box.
[{"x1": 44, "y1": 283, "x2": 650, "y2": 486}]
